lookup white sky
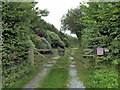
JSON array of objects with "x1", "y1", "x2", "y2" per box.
[{"x1": 35, "y1": 0, "x2": 88, "y2": 37}]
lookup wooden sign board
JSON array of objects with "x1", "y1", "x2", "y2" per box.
[{"x1": 97, "y1": 48, "x2": 104, "y2": 56}]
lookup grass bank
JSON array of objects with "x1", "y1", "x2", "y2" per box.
[
  {"x1": 9, "y1": 53, "x2": 45, "y2": 88},
  {"x1": 12, "y1": 66, "x2": 40, "y2": 88},
  {"x1": 87, "y1": 65, "x2": 118, "y2": 88},
  {"x1": 38, "y1": 56, "x2": 69, "y2": 88},
  {"x1": 2, "y1": 60, "x2": 41, "y2": 88},
  {"x1": 74, "y1": 49, "x2": 118, "y2": 88}
]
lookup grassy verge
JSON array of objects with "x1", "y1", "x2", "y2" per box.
[
  {"x1": 38, "y1": 56, "x2": 69, "y2": 88},
  {"x1": 9, "y1": 52, "x2": 44, "y2": 88},
  {"x1": 2, "y1": 61, "x2": 41, "y2": 88},
  {"x1": 74, "y1": 50, "x2": 118, "y2": 88},
  {"x1": 11, "y1": 66, "x2": 40, "y2": 88},
  {"x1": 87, "y1": 65, "x2": 118, "y2": 88}
]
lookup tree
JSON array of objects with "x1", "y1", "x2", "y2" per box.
[{"x1": 61, "y1": 7, "x2": 84, "y2": 46}]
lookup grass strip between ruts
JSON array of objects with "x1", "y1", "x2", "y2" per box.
[{"x1": 39, "y1": 56, "x2": 69, "y2": 88}]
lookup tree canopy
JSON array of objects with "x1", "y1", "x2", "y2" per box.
[{"x1": 61, "y1": 7, "x2": 84, "y2": 41}]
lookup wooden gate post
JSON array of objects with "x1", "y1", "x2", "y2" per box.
[
  {"x1": 0, "y1": 31, "x2": 2, "y2": 89},
  {"x1": 28, "y1": 47, "x2": 34, "y2": 67}
]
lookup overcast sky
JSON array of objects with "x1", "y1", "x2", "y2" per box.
[{"x1": 35, "y1": 0, "x2": 88, "y2": 37}]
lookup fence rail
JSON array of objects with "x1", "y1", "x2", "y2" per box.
[
  {"x1": 28, "y1": 48, "x2": 95, "y2": 67},
  {"x1": 36, "y1": 48, "x2": 93, "y2": 51}
]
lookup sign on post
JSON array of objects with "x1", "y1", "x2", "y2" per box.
[{"x1": 97, "y1": 48, "x2": 104, "y2": 56}]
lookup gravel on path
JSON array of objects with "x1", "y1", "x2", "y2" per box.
[{"x1": 67, "y1": 50, "x2": 85, "y2": 88}]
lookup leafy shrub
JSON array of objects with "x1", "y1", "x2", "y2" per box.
[
  {"x1": 31, "y1": 34, "x2": 51, "y2": 49},
  {"x1": 62, "y1": 37, "x2": 70, "y2": 47},
  {"x1": 45, "y1": 30, "x2": 65, "y2": 48},
  {"x1": 80, "y1": 2, "x2": 120, "y2": 64},
  {"x1": 87, "y1": 65, "x2": 118, "y2": 88},
  {"x1": 2, "y1": 2, "x2": 38, "y2": 88},
  {"x1": 2, "y1": 61, "x2": 34, "y2": 88}
]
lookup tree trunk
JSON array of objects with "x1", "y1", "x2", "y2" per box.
[{"x1": 76, "y1": 31, "x2": 82, "y2": 47}]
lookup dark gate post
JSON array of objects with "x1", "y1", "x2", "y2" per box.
[{"x1": 58, "y1": 49, "x2": 65, "y2": 56}]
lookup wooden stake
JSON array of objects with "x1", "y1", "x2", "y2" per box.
[{"x1": 28, "y1": 47, "x2": 34, "y2": 67}]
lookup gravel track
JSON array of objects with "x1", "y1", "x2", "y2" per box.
[{"x1": 67, "y1": 49, "x2": 85, "y2": 88}]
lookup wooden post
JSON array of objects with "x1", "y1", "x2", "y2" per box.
[
  {"x1": 0, "y1": 31, "x2": 2, "y2": 89},
  {"x1": 28, "y1": 47, "x2": 34, "y2": 67}
]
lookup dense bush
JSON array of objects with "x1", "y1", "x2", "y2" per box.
[
  {"x1": 58, "y1": 31, "x2": 70, "y2": 47},
  {"x1": 45, "y1": 30, "x2": 65, "y2": 48},
  {"x1": 80, "y1": 2, "x2": 120, "y2": 64},
  {"x1": 2, "y1": 1, "x2": 48, "y2": 87},
  {"x1": 2, "y1": 61, "x2": 34, "y2": 88},
  {"x1": 31, "y1": 34, "x2": 51, "y2": 49},
  {"x1": 87, "y1": 65, "x2": 118, "y2": 88},
  {"x1": 2, "y1": 1, "x2": 37, "y2": 65}
]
